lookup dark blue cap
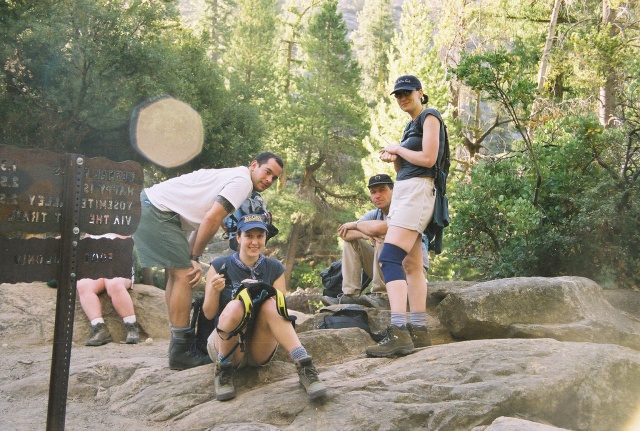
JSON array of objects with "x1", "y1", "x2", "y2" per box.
[
  {"x1": 237, "y1": 214, "x2": 268, "y2": 232},
  {"x1": 391, "y1": 75, "x2": 422, "y2": 95}
]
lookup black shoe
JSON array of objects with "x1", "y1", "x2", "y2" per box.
[
  {"x1": 169, "y1": 329, "x2": 213, "y2": 370},
  {"x1": 125, "y1": 322, "x2": 139, "y2": 344}
]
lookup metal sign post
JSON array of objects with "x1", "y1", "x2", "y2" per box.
[
  {"x1": 0, "y1": 145, "x2": 142, "y2": 430},
  {"x1": 46, "y1": 153, "x2": 83, "y2": 431}
]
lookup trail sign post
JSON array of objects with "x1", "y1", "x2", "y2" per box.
[{"x1": 0, "y1": 145, "x2": 142, "y2": 431}]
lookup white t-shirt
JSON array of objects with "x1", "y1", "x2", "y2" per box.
[{"x1": 145, "y1": 166, "x2": 253, "y2": 230}]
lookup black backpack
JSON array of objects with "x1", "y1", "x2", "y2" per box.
[
  {"x1": 318, "y1": 306, "x2": 384, "y2": 342},
  {"x1": 319, "y1": 260, "x2": 371, "y2": 298},
  {"x1": 191, "y1": 296, "x2": 215, "y2": 355},
  {"x1": 411, "y1": 108, "x2": 451, "y2": 254},
  {"x1": 224, "y1": 192, "x2": 279, "y2": 251}
]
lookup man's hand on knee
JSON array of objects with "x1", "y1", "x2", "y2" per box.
[{"x1": 187, "y1": 262, "x2": 203, "y2": 288}]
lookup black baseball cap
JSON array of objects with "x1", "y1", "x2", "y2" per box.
[
  {"x1": 368, "y1": 174, "x2": 394, "y2": 188},
  {"x1": 390, "y1": 75, "x2": 422, "y2": 95}
]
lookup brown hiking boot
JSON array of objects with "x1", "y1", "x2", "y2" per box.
[
  {"x1": 214, "y1": 360, "x2": 236, "y2": 401},
  {"x1": 365, "y1": 325, "x2": 414, "y2": 357},
  {"x1": 85, "y1": 322, "x2": 112, "y2": 346},
  {"x1": 407, "y1": 324, "x2": 431, "y2": 348},
  {"x1": 295, "y1": 356, "x2": 327, "y2": 400}
]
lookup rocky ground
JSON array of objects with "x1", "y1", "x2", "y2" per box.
[
  {"x1": 1, "y1": 278, "x2": 640, "y2": 431},
  {"x1": 0, "y1": 340, "x2": 172, "y2": 430}
]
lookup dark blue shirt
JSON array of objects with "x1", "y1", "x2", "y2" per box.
[{"x1": 397, "y1": 108, "x2": 446, "y2": 181}]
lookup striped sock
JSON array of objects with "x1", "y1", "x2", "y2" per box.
[
  {"x1": 410, "y1": 312, "x2": 427, "y2": 327},
  {"x1": 390, "y1": 312, "x2": 407, "y2": 327},
  {"x1": 289, "y1": 346, "x2": 309, "y2": 361}
]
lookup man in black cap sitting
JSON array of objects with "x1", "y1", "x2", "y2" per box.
[{"x1": 322, "y1": 174, "x2": 428, "y2": 309}]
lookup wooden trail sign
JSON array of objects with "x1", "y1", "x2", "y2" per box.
[{"x1": 0, "y1": 145, "x2": 143, "y2": 431}]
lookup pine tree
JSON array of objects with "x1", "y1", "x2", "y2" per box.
[
  {"x1": 222, "y1": 0, "x2": 279, "y2": 103},
  {"x1": 351, "y1": 0, "x2": 395, "y2": 102},
  {"x1": 281, "y1": 0, "x2": 369, "y2": 285}
]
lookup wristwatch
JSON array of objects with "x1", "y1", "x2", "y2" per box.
[{"x1": 189, "y1": 254, "x2": 201, "y2": 262}]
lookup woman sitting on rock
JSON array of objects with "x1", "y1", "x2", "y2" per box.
[{"x1": 202, "y1": 214, "x2": 327, "y2": 401}]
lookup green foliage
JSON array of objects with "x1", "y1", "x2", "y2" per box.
[
  {"x1": 261, "y1": 187, "x2": 317, "y2": 246},
  {"x1": 0, "y1": 0, "x2": 261, "y2": 175},
  {"x1": 449, "y1": 113, "x2": 640, "y2": 288},
  {"x1": 351, "y1": 0, "x2": 394, "y2": 101},
  {"x1": 289, "y1": 261, "x2": 321, "y2": 290},
  {"x1": 453, "y1": 45, "x2": 538, "y2": 121},
  {"x1": 449, "y1": 151, "x2": 543, "y2": 278}
]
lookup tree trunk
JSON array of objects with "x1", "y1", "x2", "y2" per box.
[
  {"x1": 531, "y1": 0, "x2": 561, "y2": 121},
  {"x1": 283, "y1": 217, "x2": 302, "y2": 287},
  {"x1": 282, "y1": 158, "x2": 323, "y2": 287},
  {"x1": 599, "y1": 0, "x2": 616, "y2": 127}
]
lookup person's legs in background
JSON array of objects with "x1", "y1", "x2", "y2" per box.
[
  {"x1": 104, "y1": 277, "x2": 139, "y2": 344},
  {"x1": 77, "y1": 278, "x2": 113, "y2": 346}
]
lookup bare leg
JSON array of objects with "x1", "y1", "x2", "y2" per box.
[
  {"x1": 214, "y1": 300, "x2": 247, "y2": 365},
  {"x1": 250, "y1": 298, "x2": 299, "y2": 364},
  {"x1": 166, "y1": 267, "x2": 195, "y2": 327},
  {"x1": 77, "y1": 278, "x2": 106, "y2": 321},
  {"x1": 104, "y1": 277, "x2": 135, "y2": 318},
  {"x1": 383, "y1": 226, "x2": 420, "y2": 314},
  {"x1": 404, "y1": 237, "x2": 427, "y2": 313}
]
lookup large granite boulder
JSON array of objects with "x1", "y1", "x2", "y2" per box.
[
  {"x1": 436, "y1": 276, "x2": 640, "y2": 350},
  {"x1": 0, "y1": 282, "x2": 169, "y2": 346}
]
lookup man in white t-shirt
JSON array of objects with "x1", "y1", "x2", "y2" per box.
[{"x1": 132, "y1": 152, "x2": 283, "y2": 370}]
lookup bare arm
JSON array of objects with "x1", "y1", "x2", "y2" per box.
[
  {"x1": 338, "y1": 221, "x2": 370, "y2": 241},
  {"x1": 190, "y1": 198, "x2": 234, "y2": 257},
  {"x1": 185, "y1": 197, "x2": 234, "y2": 288},
  {"x1": 272, "y1": 273, "x2": 287, "y2": 295},
  {"x1": 202, "y1": 266, "x2": 226, "y2": 320},
  {"x1": 380, "y1": 115, "x2": 440, "y2": 168},
  {"x1": 357, "y1": 219, "x2": 388, "y2": 238}
]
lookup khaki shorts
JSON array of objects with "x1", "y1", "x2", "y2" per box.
[
  {"x1": 206, "y1": 329, "x2": 278, "y2": 370},
  {"x1": 387, "y1": 177, "x2": 436, "y2": 233}
]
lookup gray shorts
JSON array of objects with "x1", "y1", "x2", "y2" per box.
[{"x1": 132, "y1": 191, "x2": 192, "y2": 269}]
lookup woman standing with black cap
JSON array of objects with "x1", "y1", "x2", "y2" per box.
[{"x1": 366, "y1": 75, "x2": 446, "y2": 357}]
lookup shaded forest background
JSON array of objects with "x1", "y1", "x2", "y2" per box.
[{"x1": 1, "y1": 0, "x2": 638, "y2": 290}]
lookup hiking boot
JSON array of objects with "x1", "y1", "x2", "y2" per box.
[
  {"x1": 321, "y1": 293, "x2": 368, "y2": 307},
  {"x1": 361, "y1": 293, "x2": 390, "y2": 309},
  {"x1": 214, "y1": 360, "x2": 236, "y2": 401},
  {"x1": 85, "y1": 322, "x2": 112, "y2": 346},
  {"x1": 365, "y1": 325, "x2": 414, "y2": 357},
  {"x1": 407, "y1": 324, "x2": 431, "y2": 348},
  {"x1": 295, "y1": 356, "x2": 327, "y2": 400},
  {"x1": 124, "y1": 322, "x2": 139, "y2": 344},
  {"x1": 168, "y1": 329, "x2": 213, "y2": 370}
]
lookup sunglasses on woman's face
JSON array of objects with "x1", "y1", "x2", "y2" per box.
[{"x1": 394, "y1": 90, "x2": 413, "y2": 99}]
